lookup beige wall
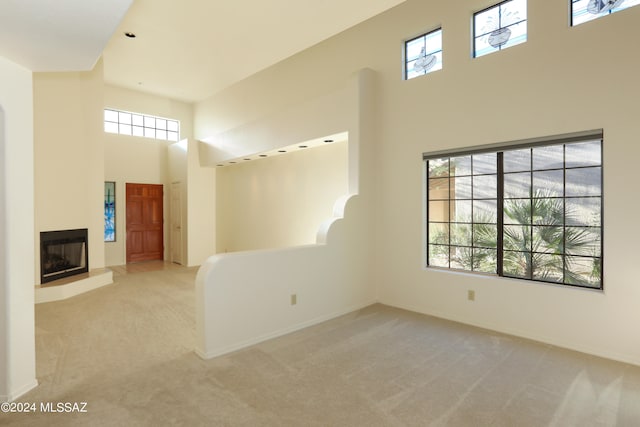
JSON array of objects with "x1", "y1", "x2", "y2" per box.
[
  {"x1": 0, "y1": 55, "x2": 36, "y2": 401},
  {"x1": 167, "y1": 139, "x2": 215, "y2": 267},
  {"x1": 186, "y1": 140, "x2": 215, "y2": 266},
  {"x1": 33, "y1": 74, "x2": 196, "y2": 269},
  {"x1": 33, "y1": 61, "x2": 105, "y2": 283},
  {"x1": 104, "y1": 133, "x2": 169, "y2": 265},
  {"x1": 195, "y1": 1, "x2": 640, "y2": 364},
  {"x1": 216, "y1": 141, "x2": 348, "y2": 252},
  {"x1": 103, "y1": 85, "x2": 194, "y2": 266}
]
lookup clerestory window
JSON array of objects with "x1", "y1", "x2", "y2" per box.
[
  {"x1": 425, "y1": 132, "x2": 603, "y2": 289},
  {"x1": 473, "y1": 0, "x2": 527, "y2": 58},
  {"x1": 405, "y1": 28, "x2": 443, "y2": 80},
  {"x1": 104, "y1": 108, "x2": 180, "y2": 142},
  {"x1": 571, "y1": 0, "x2": 640, "y2": 26}
]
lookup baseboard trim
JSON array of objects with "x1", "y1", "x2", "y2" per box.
[
  {"x1": 1, "y1": 379, "x2": 39, "y2": 402},
  {"x1": 382, "y1": 300, "x2": 640, "y2": 367},
  {"x1": 196, "y1": 300, "x2": 377, "y2": 360}
]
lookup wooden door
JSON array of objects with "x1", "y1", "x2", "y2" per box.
[
  {"x1": 126, "y1": 183, "x2": 164, "y2": 263},
  {"x1": 170, "y1": 182, "x2": 183, "y2": 265}
]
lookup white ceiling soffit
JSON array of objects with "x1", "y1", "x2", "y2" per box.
[
  {"x1": 102, "y1": 0, "x2": 406, "y2": 103},
  {"x1": 0, "y1": 0, "x2": 133, "y2": 72}
]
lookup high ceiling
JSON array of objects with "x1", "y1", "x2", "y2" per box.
[
  {"x1": 0, "y1": 0, "x2": 405, "y2": 103},
  {"x1": 0, "y1": 0, "x2": 132, "y2": 71},
  {"x1": 102, "y1": 0, "x2": 407, "y2": 102}
]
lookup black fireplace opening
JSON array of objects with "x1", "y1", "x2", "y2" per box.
[{"x1": 40, "y1": 229, "x2": 89, "y2": 284}]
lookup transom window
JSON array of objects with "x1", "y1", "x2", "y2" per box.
[
  {"x1": 104, "y1": 109, "x2": 180, "y2": 142},
  {"x1": 425, "y1": 133, "x2": 603, "y2": 289},
  {"x1": 571, "y1": 0, "x2": 640, "y2": 26},
  {"x1": 404, "y1": 28, "x2": 443, "y2": 80},
  {"x1": 474, "y1": 0, "x2": 527, "y2": 58}
]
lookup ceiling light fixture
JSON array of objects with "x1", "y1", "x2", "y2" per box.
[
  {"x1": 124, "y1": 32, "x2": 136, "y2": 38},
  {"x1": 324, "y1": 139, "x2": 333, "y2": 143}
]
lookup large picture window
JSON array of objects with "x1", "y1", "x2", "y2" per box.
[{"x1": 425, "y1": 133, "x2": 603, "y2": 289}]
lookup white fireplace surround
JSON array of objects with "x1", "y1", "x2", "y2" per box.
[
  {"x1": 36, "y1": 228, "x2": 112, "y2": 303},
  {"x1": 35, "y1": 269, "x2": 112, "y2": 304}
]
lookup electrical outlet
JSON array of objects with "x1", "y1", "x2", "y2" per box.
[
  {"x1": 467, "y1": 290, "x2": 475, "y2": 301},
  {"x1": 290, "y1": 294, "x2": 297, "y2": 305}
]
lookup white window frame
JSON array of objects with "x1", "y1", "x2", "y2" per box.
[{"x1": 104, "y1": 108, "x2": 180, "y2": 142}]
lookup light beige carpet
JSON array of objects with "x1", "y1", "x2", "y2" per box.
[{"x1": 3, "y1": 264, "x2": 640, "y2": 426}]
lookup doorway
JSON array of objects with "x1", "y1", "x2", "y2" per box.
[
  {"x1": 170, "y1": 182, "x2": 183, "y2": 265},
  {"x1": 126, "y1": 183, "x2": 164, "y2": 263}
]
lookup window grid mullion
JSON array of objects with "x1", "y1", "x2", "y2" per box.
[
  {"x1": 562, "y1": 144, "x2": 567, "y2": 284},
  {"x1": 470, "y1": 158, "x2": 475, "y2": 271},
  {"x1": 426, "y1": 138, "x2": 602, "y2": 290},
  {"x1": 497, "y1": 152, "x2": 504, "y2": 276},
  {"x1": 104, "y1": 108, "x2": 180, "y2": 142},
  {"x1": 448, "y1": 160, "x2": 452, "y2": 269},
  {"x1": 498, "y1": 4, "x2": 503, "y2": 51},
  {"x1": 529, "y1": 149, "x2": 533, "y2": 280},
  {"x1": 600, "y1": 142, "x2": 605, "y2": 288}
]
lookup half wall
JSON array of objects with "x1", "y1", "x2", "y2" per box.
[{"x1": 195, "y1": 69, "x2": 376, "y2": 358}]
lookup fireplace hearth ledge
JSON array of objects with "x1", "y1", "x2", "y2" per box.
[{"x1": 35, "y1": 269, "x2": 113, "y2": 304}]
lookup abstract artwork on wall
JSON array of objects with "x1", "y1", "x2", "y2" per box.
[{"x1": 105, "y1": 181, "x2": 116, "y2": 242}]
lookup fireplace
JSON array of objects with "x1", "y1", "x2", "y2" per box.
[{"x1": 40, "y1": 229, "x2": 89, "y2": 284}]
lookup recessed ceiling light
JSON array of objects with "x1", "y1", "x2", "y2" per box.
[
  {"x1": 125, "y1": 32, "x2": 136, "y2": 38},
  {"x1": 216, "y1": 164, "x2": 224, "y2": 167},
  {"x1": 244, "y1": 158, "x2": 251, "y2": 161},
  {"x1": 324, "y1": 139, "x2": 333, "y2": 143},
  {"x1": 259, "y1": 154, "x2": 268, "y2": 157},
  {"x1": 278, "y1": 150, "x2": 287, "y2": 153},
  {"x1": 229, "y1": 161, "x2": 237, "y2": 164},
  {"x1": 299, "y1": 145, "x2": 308, "y2": 148}
]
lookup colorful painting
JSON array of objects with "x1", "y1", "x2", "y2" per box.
[{"x1": 105, "y1": 182, "x2": 116, "y2": 242}]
